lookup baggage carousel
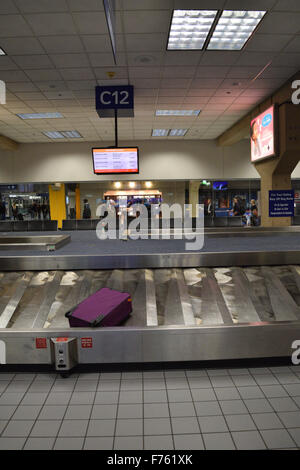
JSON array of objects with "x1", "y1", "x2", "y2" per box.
[{"x1": 0, "y1": 227, "x2": 300, "y2": 369}]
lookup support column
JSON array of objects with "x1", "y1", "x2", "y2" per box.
[
  {"x1": 189, "y1": 181, "x2": 201, "y2": 217},
  {"x1": 255, "y1": 103, "x2": 300, "y2": 227},
  {"x1": 75, "y1": 185, "x2": 81, "y2": 220},
  {"x1": 48, "y1": 183, "x2": 66, "y2": 229}
]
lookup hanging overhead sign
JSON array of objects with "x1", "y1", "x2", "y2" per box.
[{"x1": 95, "y1": 85, "x2": 134, "y2": 118}]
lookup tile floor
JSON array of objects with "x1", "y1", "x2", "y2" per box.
[{"x1": 0, "y1": 365, "x2": 300, "y2": 450}]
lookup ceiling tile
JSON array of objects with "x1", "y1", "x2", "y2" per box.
[
  {"x1": 160, "y1": 78, "x2": 192, "y2": 89},
  {"x1": 59, "y1": 68, "x2": 95, "y2": 80},
  {"x1": 128, "y1": 67, "x2": 162, "y2": 79},
  {"x1": 15, "y1": 0, "x2": 68, "y2": 13},
  {"x1": 0, "y1": 15, "x2": 33, "y2": 37},
  {"x1": 196, "y1": 66, "x2": 230, "y2": 78},
  {"x1": 226, "y1": 66, "x2": 262, "y2": 79},
  {"x1": 66, "y1": 80, "x2": 97, "y2": 90},
  {"x1": 234, "y1": 52, "x2": 276, "y2": 66},
  {"x1": 81, "y1": 35, "x2": 116, "y2": 53},
  {"x1": 200, "y1": 51, "x2": 241, "y2": 66},
  {"x1": 89, "y1": 52, "x2": 126, "y2": 67},
  {"x1": 123, "y1": 11, "x2": 171, "y2": 34},
  {"x1": 165, "y1": 52, "x2": 201, "y2": 66},
  {"x1": 7, "y1": 82, "x2": 39, "y2": 92},
  {"x1": 0, "y1": 70, "x2": 30, "y2": 82},
  {"x1": 0, "y1": 37, "x2": 45, "y2": 55},
  {"x1": 50, "y1": 53, "x2": 90, "y2": 68},
  {"x1": 68, "y1": 0, "x2": 104, "y2": 10},
  {"x1": 0, "y1": 1, "x2": 18, "y2": 14},
  {"x1": 190, "y1": 78, "x2": 224, "y2": 88},
  {"x1": 0, "y1": 56, "x2": 19, "y2": 70},
  {"x1": 12, "y1": 55, "x2": 53, "y2": 69},
  {"x1": 245, "y1": 34, "x2": 293, "y2": 52},
  {"x1": 39, "y1": 36, "x2": 85, "y2": 54},
  {"x1": 162, "y1": 66, "x2": 196, "y2": 78},
  {"x1": 284, "y1": 36, "x2": 300, "y2": 53},
  {"x1": 94, "y1": 67, "x2": 128, "y2": 80},
  {"x1": 126, "y1": 33, "x2": 167, "y2": 52},
  {"x1": 25, "y1": 13, "x2": 77, "y2": 36},
  {"x1": 224, "y1": 0, "x2": 277, "y2": 8},
  {"x1": 127, "y1": 52, "x2": 164, "y2": 67},
  {"x1": 271, "y1": 53, "x2": 300, "y2": 67},
  {"x1": 25, "y1": 69, "x2": 62, "y2": 81},
  {"x1": 274, "y1": 0, "x2": 300, "y2": 10},
  {"x1": 258, "y1": 12, "x2": 300, "y2": 34},
  {"x1": 260, "y1": 66, "x2": 298, "y2": 78},
  {"x1": 72, "y1": 12, "x2": 110, "y2": 34}
]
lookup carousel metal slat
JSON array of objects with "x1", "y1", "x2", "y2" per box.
[
  {"x1": 31, "y1": 271, "x2": 63, "y2": 328},
  {"x1": 175, "y1": 269, "x2": 196, "y2": 326},
  {"x1": 204, "y1": 268, "x2": 233, "y2": 325},
  {"x1": 261, "y1": 266, "x2": 300, "y2": 321},
  {"x1": 145, "y1": 269, "x2": 158, "y2": 326},
  {"x1": 0, "y1": 272, "x2": 33, "y2": 328}
]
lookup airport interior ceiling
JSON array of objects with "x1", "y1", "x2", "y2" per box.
[{"x1": 0, "y1": 0, "x2": 299, "y2": 144}]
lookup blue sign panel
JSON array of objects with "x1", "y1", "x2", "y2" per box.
[
  {"x1": 269, "y1": 190, "x2": 294, "y2": 217},
  {"x1": 95, "y1": 85, "x2": 134, "y2": 118}
]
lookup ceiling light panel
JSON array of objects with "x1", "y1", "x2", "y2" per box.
[
  {"x1": 207, "y1": 10, "x2": 267, "y2": 51},
  {"x1": 60, "y1": 130, "x2": 82, "y2": 138},
  {"x1": 156, "y1": 110, "x2": 200, "y2": 116},
  {"x1": 0, "y1": 48, "x2": 6, "y2": 55},
  {"x1": 169, "y1": 129, "x2": 188, "y2": 136},
  {"x1": 152, "y1": 129, "x2": 169, "y2": 136},
  {"x1": 167, "y1": 10, "x2": 218, "y2": 50},
  {"x1": 17, "y1": 112, "x2": 63, "y2": 119},
  {"x1": 43, "y1": 131, "x2": 65, "y2": 139}
]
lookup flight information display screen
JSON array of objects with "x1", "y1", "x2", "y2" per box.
[{"x1": 92, "y1": 147, "x2": 139, "y2": 174}]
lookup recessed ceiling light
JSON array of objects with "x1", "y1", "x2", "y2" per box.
[
  {"x1": 169, "y1": 129, "x2": 188, "y2": 136},
  {"x1": 156, "y1": 110, "x2": 200, "y2": 116},
  {"x1": 152, "y1": 129, "x2": 169, "y2": 136},
  {"x1": 207, "y1": 10, "x2": 266, "y2": 50},
  {"x1": 60, "y1": 130, "x2": 82, "y2": 138},
  {"x1": 17, "y1": 112, "x2": 63, "y2": 120},
  {"x1": 43, "y1": 131, "x2": 65, "y2": 139},
  {"x1": 0, "y1": 48, "x2": 6, "y2": 55},
  {"x1": 167, "y1": 10, "x2": 218, "y2": 50}
]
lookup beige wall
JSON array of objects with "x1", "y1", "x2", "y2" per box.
[
  {"x1": 0, "y1": 139, "x2": 259, "y2": 184},
  {"x1": 1, "y1": 137, "x2": 300, "y2": 186}
]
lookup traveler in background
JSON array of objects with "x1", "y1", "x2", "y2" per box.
[
  {"x1": 0, "y1": 200, "x2": 6, "y2": 220},
  {"x1": 232, "y1": 197, "x2": 242, "y2": 216},
  {"x1": 204, "y1": 198, "x2": 213, "y2": 216},
  {"x1": 82, "y1": 199, "x2": 91, "y2": 219},
  {"x1": 250, "y1": 199, "x2": 259, "y2": 226},
  {"x1": 12, "y1": 203, "x2": 18, "y2": 220}
]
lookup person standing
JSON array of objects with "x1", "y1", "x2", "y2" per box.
[{"x1": 82, "y1": 199, "x2": 91, "y2": 219}]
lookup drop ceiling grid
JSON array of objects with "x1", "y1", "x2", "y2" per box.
[{"x1": 0, "y1": 0, "x2": 298, "y2": 142}]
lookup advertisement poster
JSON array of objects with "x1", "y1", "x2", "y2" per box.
[
  {"x1": 251, "y1": 105, "x2": 276, "y2": 162},
  {"x1": 269, "y1": 190, "x2": 294, "y2": 217}
]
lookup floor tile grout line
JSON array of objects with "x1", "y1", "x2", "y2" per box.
[
  {"x1": 52, "y1": 373, "x2": 82, "y2": 450},
  {"x1": 163, "y1": 369, "x2": 175, "y2": 451},
  {"x1": 0, "y1": 373, "x2": 37, "y2": 442},
  {"x1": 82, "y1": 371, "x2": 101, "y2": 450},
  {"x1": 112, "y1": 377, "x2": 122, "y2": 450},
  {"x1": 186, "y1": 368, "x2": 207, "y2": 450},
  {"x1": 21, "y1": 373, "x2": 62, "y2": 450}
]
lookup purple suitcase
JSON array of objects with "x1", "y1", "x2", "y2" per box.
[{"x1": 65, "y1": 287, "x2": 132, "y2": 327}]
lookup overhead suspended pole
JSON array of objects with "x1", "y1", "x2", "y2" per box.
[{"x1": 114, "y1": 109, "x2": 118, "y2": 147}]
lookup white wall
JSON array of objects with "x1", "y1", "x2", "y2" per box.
[{"x1": 0, "y1": 139, "x2": 263, "y2": 184}]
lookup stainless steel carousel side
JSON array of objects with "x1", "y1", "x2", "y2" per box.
[{"x1": 0, "y1": 266, "x2": 300, "y2": 368}]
